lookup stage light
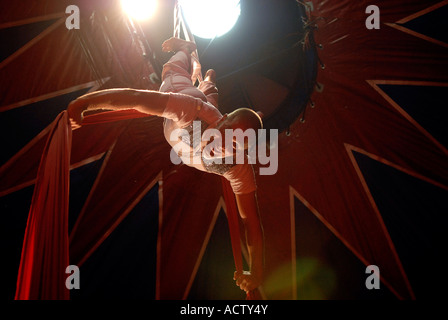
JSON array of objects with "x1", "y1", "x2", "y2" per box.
[
  {"x1": 121, "y1": 0, "x2": 157, "y2": 21},
  {"x1": 179, "y1": 0, "x2": 241, "y2": 39}
]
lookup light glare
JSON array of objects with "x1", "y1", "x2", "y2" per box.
[
  {"x1": 179, "y1": 0, "x2": 241, "y2": 39},
  {"x1": 121, "y1": 0, "x2": 157, "y2": 21}
]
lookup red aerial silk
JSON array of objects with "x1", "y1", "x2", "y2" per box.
[
  {"x1": 221, "y1": 177, "x2": 261, "y2": 300},
  {"x1": 14, "y1": 109, "x2": 152, "y2": 300},
  {"x1": 15, "y1": 111, "x2": 72, "y2": 300}
]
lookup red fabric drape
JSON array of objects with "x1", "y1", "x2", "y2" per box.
[
  {"x1": 221, "y1": 177, "x2": 261, "y2": 300},
  {"x1": 15, "y1": 111, "x2": 72, "y2": 300},
  {"x1": 14, "y1": 110, "x2": 155, "y2": 300}
]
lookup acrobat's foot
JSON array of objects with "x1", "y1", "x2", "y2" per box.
[{"x1": 162, "y1": 37, "x2": 197, "y2": 53}]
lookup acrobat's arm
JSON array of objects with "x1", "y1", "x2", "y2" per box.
[
  {"x1": 67, "y1": 88, "x2": 221, "y2": 127},
  {"x1": 233, "y1": 191, "x2": 264, "y2": 292}
]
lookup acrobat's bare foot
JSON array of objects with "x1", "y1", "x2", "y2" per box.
[{"x1": 162, "y1": 37, "x2": 196, "y2": 53}]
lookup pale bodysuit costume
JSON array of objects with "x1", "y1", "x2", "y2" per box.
[{"x1": 159, "y1": 49, "x2": 256, "y2": 194}]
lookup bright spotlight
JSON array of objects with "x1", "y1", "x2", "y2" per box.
[
  {"x1": 121, "y1": 0, "x2": 157, "y2": 21},
  {"x1": 179, "y1": 0, "x2": 241, "y2": 39}
]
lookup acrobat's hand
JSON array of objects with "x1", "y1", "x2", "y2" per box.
[
  {"x1": 67, "y1": 97, "x2": 87, "y2": 129},
  {"x1": 197, "y1": 100, "x2": 222, "y2": 125},
  {"x1": 233, "y1": 270, "x2": 262, "y2": 293}
]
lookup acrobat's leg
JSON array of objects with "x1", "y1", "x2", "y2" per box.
[
  {"x1": 159, "y1": 37, "x2": 207, "y2": 101},
  {"x1": 198, "y1": 69, "x2": 219, "y2": 108}
]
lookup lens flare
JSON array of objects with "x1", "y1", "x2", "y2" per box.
[{"x1": 121, "y1": 0, "x2": 157, "y2": 21}]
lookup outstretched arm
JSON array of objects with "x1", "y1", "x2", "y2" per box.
[
  {"x1": 67, "y1": 88, "x2": 170, "y2": 125},
  {"x1": 67, "y1": 88, "x2": 221, "y2": 127},
  {"x1": 233, "y1": 191, "x2": 264, "y2": 292}
]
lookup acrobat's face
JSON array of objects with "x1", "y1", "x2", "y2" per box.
[{"x1": 202, "y1": 114, "x2": 242, "y2": 160}]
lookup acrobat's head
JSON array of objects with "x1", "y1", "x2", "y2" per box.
[
  {"x1": 204, "y1": 108, "x2": 263, "y2": 159},
  {"x1": 224, "y1": 108, "x2": 263, "y2": 147}
]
